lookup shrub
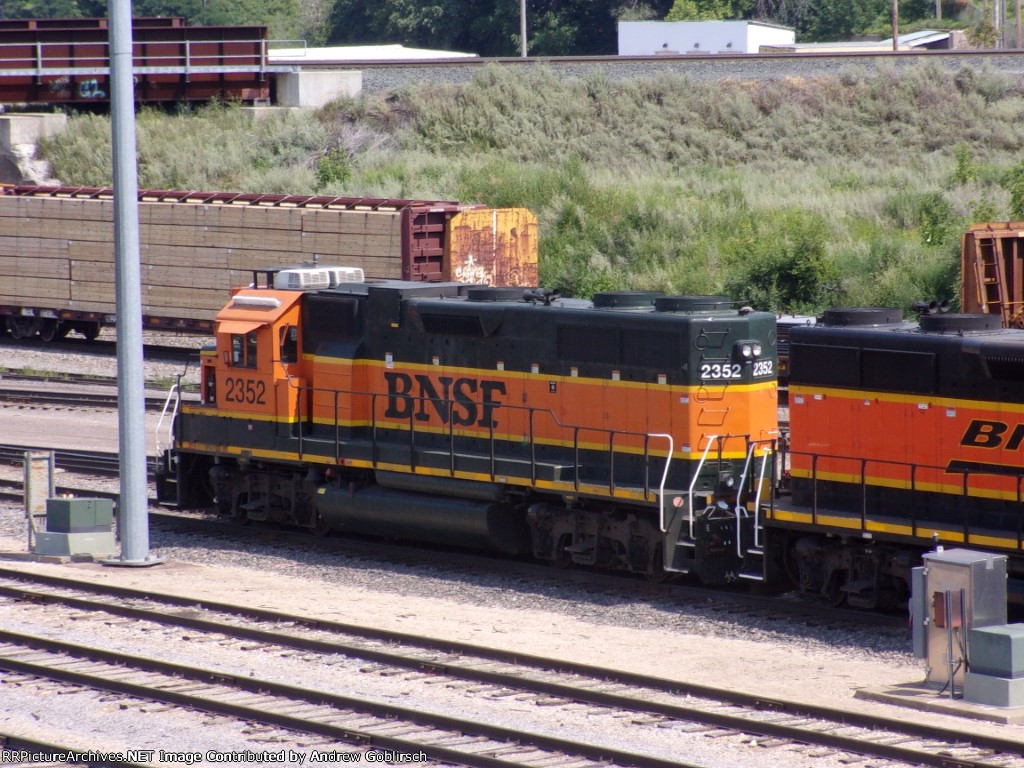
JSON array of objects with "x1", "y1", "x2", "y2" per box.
[{"x1": 35, "y1": 61, "x2": 1024, "y2": 313}]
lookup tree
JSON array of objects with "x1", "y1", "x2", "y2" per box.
[
  {"x1": 129, "y1": 0, "x2": 203, "y2": 21},
  {"x1": 966, "y1": 0, "x2": 999, "y2": 46},
  {"x1": 666, "y1": 0, "x2": 749, "y2": 20},
  {"x1": 800, "y1": 0, "x2": 888, "y2": 41},
  {"x1": 326, "y1": 0, "x2": 468, "y2": 52},
  {"x1": 0, "y1": 0, "x2": 93, "y2": 18},
  {"x1": 326, "y1": 0, "x2": 674, "y2": 57}
]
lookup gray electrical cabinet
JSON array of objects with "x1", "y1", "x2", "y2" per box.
[
  {"x1": 911, "y1": 548, "x2": 1007, "y2": 693},
  {"x1": 33, "y1": 497, "x2": 116, "y2": 557}
]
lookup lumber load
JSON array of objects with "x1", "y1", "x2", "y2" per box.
[{"x1": 0, "y1": 185, "x2": 538, "y2": 333}]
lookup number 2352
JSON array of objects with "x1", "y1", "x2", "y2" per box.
[{"x1": 225, "y1": 377, "x2": 266, "y2": 405}]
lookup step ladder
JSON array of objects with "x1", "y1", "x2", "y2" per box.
[
  {"x1": 663, "y1": 434, "x2": 723, "y2": 574},
  {"x1": 153, "y1": 382, "x2": 184, "y2": 506},
  {"x1": 974, "y1": 236, "x2": 1008, "y2": 322},
  {"x1": 737, "y1": 442, "x2": 773, "y2": 582}
]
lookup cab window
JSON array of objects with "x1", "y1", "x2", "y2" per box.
[
  {"x1": 280, "y1": 325, "x2": 298, "y2": 364},
  {"x1": 230, "y1": 332, "x2": 259, "y2": 368}
]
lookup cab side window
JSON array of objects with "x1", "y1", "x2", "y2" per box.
[
  {"x1": 230, "y1": 332, "x2": 258, "y2": 368},
  {"x1": 280, "y1": 325, "x2": 298, "y2": 364}
]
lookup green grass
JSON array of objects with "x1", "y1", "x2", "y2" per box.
[{"x1": 36, "y1": 60, "x2": 1024, "y2": 313}]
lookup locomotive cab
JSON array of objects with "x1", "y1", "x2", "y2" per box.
[{"x1": 204, "y1": 288, "x2": 307, "y2": 422}]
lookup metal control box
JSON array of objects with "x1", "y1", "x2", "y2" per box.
[
  {"x1": 46, "y1": 497, "x2": 114, "y2": 533},
  {"x1": 969, "y1": 624, "x2": 1024, "y2": 679},
  {"x1": 912, "y1": 548, "x2": 1007, "y2": 691}
]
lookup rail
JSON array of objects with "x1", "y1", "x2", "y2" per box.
[
  {"x1": 294, "y1": 384, "x2": 676, "y2": 504},
  {"x1": 791, "y1": 449, "x2": 1024, "y2": 547}
]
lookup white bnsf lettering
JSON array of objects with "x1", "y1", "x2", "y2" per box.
[
  {"x1": 700, "y1": 362, "x2": 742, "y2": 380},
  {"x1": 753, "y1": 360, "x2": 774, "y2": 377}
]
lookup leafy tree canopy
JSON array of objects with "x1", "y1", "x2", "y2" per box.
[
  {"x1": 0, "y1": 0, "x2": 992, "y2": 53},
  {"x1": 325, "y1": 0, "x2": 674, "y2": 57},
  {"x1": 0, "y1": 0, "x2": 304, "y2": 40}
]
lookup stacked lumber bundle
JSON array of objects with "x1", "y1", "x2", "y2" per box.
[{"x1": 0, "y1": 193, "x2": 403, "y2": 322}]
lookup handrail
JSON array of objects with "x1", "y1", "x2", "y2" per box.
[
  {"x1": 687, "y1": 435, "x2": 721, "y2": 541},
  {"x1": 648, "y1": 433, "x2": 674, "y2": 533},
  {"x1": 154, "y1": 383, "x2": 180, "y2": 460},
  {"x1": 752, "y1": 446, "x2": 773, "y2": 550},
  {"x1": 292, "y1": 381, "x2": 678, "y2": 502},
  {"x1": 0, "y1": 37, "x2": 270, "y2": 72},
  {"x1": 733, "y1": 442, "x2": 756, "y2": 558},
  {"x1": 789, "y1": 447, "x2": 1024, "y2": 536}
]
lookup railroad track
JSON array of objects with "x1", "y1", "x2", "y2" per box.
[
  {"x1": 0, "y1": 732, "x2": 150, "y2": 768},
  {"x1": 0, "y1": 386, "x2": 166, "y2": 410},
  {"x1": 0, "y1": 445, "x2": 122, "y2": 477},
  {"x1": 0, "y1": 567, "x2": 1016, "y2": 768},
  {"x1": 0, "y1": 376, "x2": 199, "y2": 410},
  {"x1": 0, "y1": 335, "x2": 202, "y2": 363},
  {"x1": 0, "y1": 440, "x2": 904, "y2": 629}
]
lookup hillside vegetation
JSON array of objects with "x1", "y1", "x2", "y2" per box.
[{"x1": 37, "y1": 62, "x2": 1024, "y2": 313}]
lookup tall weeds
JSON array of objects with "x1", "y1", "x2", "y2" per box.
[{"x1": 37, "y1": 61, "x2": 1024, "y2": 312}]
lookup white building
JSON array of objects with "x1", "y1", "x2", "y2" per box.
[
  {"x1": 268, "y1": 44, "x2": 477, "y2": 65},
  {"x1": 617, "y1": 20, "x2": 795, "y2": 55}
]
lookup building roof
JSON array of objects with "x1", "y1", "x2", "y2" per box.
[
  {"x1": 268, "y1": 44, "x2": 477, "y2": 64},
  {"x1": 775, "y1": 29, "x2": 952, "y2": 53},
  {"x1": 889, "y1": 30, "x2": 954, "y2": 47}
]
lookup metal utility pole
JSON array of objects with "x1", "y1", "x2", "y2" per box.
[
  {"x1": 936, "y1": 0, "x2": 942, "y2": 20},
  {"x1": 892, "y1": 0, "x2": 900, "y2": 50},
  {"x1": 996, "y1": 0, "x2": 1005, "y2": 48},
  {"x1": 1017, "y1": 0, "x2": 1022, "y2": 48},
  {"x1": 520, "y1": 0, "x2": 527, "y2": 57},
  {"x1": 105, "y1": 0, "x2": 161, "y2": 567}
]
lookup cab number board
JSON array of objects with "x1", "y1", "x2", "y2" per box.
[
  {"x1": 225, "y1": 377, "x2": 266, "y2": 405},
  {"x1": 700, "y1": 363, "x2": 742, "y2": 380}
]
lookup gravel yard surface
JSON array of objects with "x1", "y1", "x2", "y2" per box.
[
  {"x1": 0, "y1": 505, "x2": 928, "y2": 768},
  {"x1": 2, "y1": 335, "x2": 1023, "y2": 767}
]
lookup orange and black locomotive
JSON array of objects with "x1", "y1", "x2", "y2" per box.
[
  {"x1": 774, "y1": 308, "x2": 1024, "y2": 608},
  {"x1": 157, "y1": 267, "x2": 780, "y2": 583}
]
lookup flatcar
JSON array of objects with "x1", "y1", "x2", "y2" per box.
[
  {"x1": 770, "y1": 308, "x2": 1024, "y2": 609},
  {"x1": 0, "y1": 185, "x2": 537, "y2": 341},
  {"x1": 156, "y1": 268, "x2": 780, "y2": 583}
]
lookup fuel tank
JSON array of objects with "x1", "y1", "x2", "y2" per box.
[{"x1": 313, "y1": 484, "x2": 530, "y2": 554}]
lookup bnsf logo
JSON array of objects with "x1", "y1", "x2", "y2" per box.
[
  {"x1": 961, "y1": 419, "x2": 1024, "y2": 450},
  {"x1": 384, "y1": 371, "x2": 507, "y2": 428}
]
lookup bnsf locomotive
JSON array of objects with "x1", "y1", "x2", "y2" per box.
[
  {"x1": 156, "y1": 267, "x2": 780, "y2": 584},
  {"x1": 776, "y1": 308, "x2": 1024, "y2": 609},
  {"x1": 155, "y1": 270, "x2": 1024, "y2": 607}
]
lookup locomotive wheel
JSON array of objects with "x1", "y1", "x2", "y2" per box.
[
  {"x1": 821, "y1": 569, "x2": 849, "y2": 607},
  {"x1": 645, "y1": 548, "x2": 672, "y2": 583},
  {"x1": 548, "y1": 535, "x2": 573, "y2": 569},
  {"x1": 310, "y1": 513, "x2": 331, "y2": 537}
]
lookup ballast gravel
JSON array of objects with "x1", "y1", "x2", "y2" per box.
[{"x1": 0, "y1": 506, "x2": 929, "y2": 768}]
